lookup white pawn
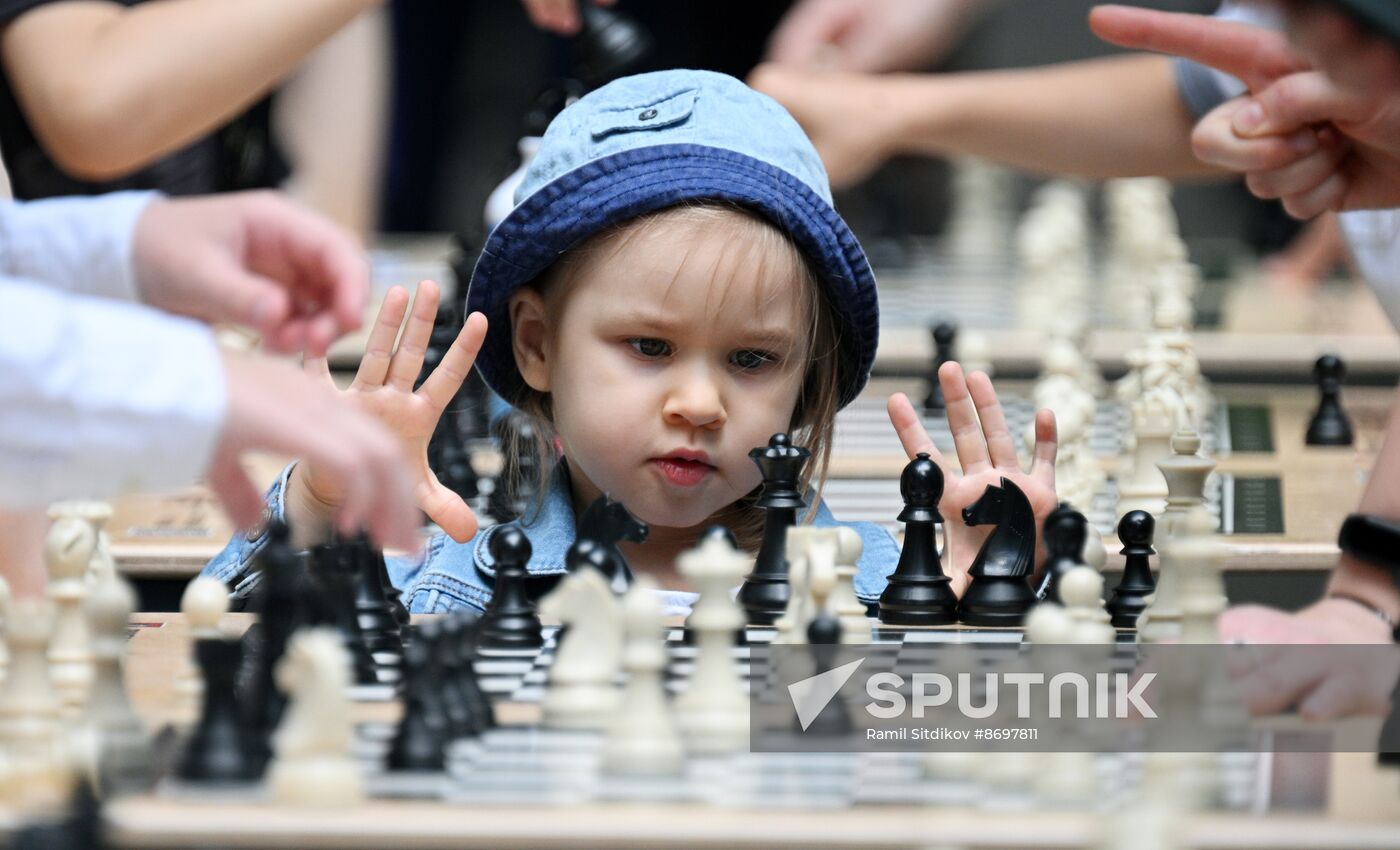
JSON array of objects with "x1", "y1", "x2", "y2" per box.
[
  {"x1": 539, "y1": 569, "x2": 623, "y2": 729},
  {"x1": 268, "y1": 629, "x2": 364, "y2": 806},
  {"x1": 72, "y1": 572, "x2": 151, "y2": 796},
  {"x1": 828, "y1": 528, "x2": 871, "y2": 643},
  {"x1": 922, "y1": 646, "x2": 980, "y2": 783},
  {"x1": 1060, "y1": 567, "x2": 1116, "y2": 645},
  {"x1": 174, "y1": 576, "x2": 229, "y2": 719},
  {"x1": 603, "y1": 576, "x2": 684, "y2": 776},
  {"x1": 1024, "y1": 602, "x2": 1076, "y2": 644},
  {"x1": 1081, "y1": 523, "x2": 1107, "y2": 571},
  {"x1": 675, "y1": 532, "x2": 751, "y2": 755},
  {"x1": 0, "y1": 599, "x2": 70, "y2": 810},
  {"x1": 773, "y1": 527, "x2": 813, "y2": 645},
  {"x1": 46, "y1": 515, "x2": 97, "y2": 711}
]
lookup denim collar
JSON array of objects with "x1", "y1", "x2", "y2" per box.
[
  {"x1": 471, "y1": 460, "x2": 857, "y2": 581},
  {"x1": 472, "y1": 462, "x2": 579, "y2": 580}
]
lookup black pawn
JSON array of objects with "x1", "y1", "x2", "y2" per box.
[
  {"x1": 349, "y1": 536, "x2": 405, "y2": 684},
  {"x1": 386, "y1": 621, "x2": 449, "y2": 772},
  {"x1": 12, "y1": 781, "x2": 105, "y2": 850},
  {"x1": 453, "y1": 611, "x2": 496, "y2": 732},
  {"x1": 242, "y1": 519, "x2": 300, "y2": 766},
  {"x1": 481, "y1": 524, "x2": 545, "y2": 651},
  {"x1": 178, "y1": 638, "x2": 262, "y2": 783},
  {"x1": 923, "y1": 322, "x2": 956, "y2": 413},
  {"x1": 799, "y1": 613, "x2": 852, "y2": 737},
  {"x1": 1305, "y1": 354, "x2": 1354, "y2": 447},
  {"x1": 436, "y1": 616, "x2": 479, "y2": 740},
  {"x1": 1035, "y1": 503, "x2": 1090, "y2": 604},
  {"x1": 736, "y1": 433, "x2": 811, "y2": 626},
  {"x1": 379, "y1": 551, "x2": 410, "y2": 636},
  {"x1": 1106, "y1": 511, "x2": 1156, "y2": 629},
  {"x1": 879, "y1": 453, "x2": 957, "y2": 625},
  {"x1": 307, "y1": 543, "x2": 380, "y2": 686}
]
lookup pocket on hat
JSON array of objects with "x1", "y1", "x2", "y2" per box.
[{"x1": 589, "y1": 87, "x2": 698, "y2": 140}]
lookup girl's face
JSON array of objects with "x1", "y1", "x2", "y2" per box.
[{"x1": 509, "y1": 212, "x2": 811, "y2": 532}]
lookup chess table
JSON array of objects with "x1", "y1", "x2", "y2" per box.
[
  {"x1": 825, "y1": 378, "x2": 1394, "y2": 572},
  {"x1": 3, "y1": 613, "x2": 1394, "y2": 850},
  {"x1": 869, "y1": 250, "x2": 1400, "y2": 380}
]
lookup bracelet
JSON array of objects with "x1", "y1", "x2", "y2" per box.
[{"x1": 1327, "y1": 592, "x2": 1399, "y2": 632}]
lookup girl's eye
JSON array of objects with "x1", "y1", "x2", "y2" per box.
[
  {"x1": 731, "y1": 349, "x2": 778, "y2": 371},
  {"x1": 627, "y1": 338, "x2": 671, "y2": 358}
]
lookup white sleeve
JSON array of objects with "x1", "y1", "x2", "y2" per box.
[
  {"x1": 0, "y1": 192, "x2": 158, "y2": 303},
  {"x1": 1338, "y1": 210, "x2": 1400, "y2": 332},
  {"x1": 0, "y1": 277, "x2": 227, "y2": 507}
]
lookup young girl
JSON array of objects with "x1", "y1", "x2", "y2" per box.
[{"x1": 204, "y1": 69, "x2": 1059, "y2": 612}]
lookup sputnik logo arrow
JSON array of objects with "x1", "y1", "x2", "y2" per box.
[{"x1": 787, "y1": 657, "x2": 865, "y2": 732}]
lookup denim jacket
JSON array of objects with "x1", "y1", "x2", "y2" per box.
[{"x1": 203, "y1": 462, "x2": 901, "y2": 614}]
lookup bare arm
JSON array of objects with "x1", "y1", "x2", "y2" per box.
[
  {"x1": 752, "y1": 53, "x2": 1221, "y2": 188},
  {"x1": 892, "y1": 54, "x2": 1217, "y2": 179},
  {"x1": 0, "y1": 0, "x2": 380, "y2": 180}
]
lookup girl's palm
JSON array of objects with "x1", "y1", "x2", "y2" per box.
[
  {"x1": 887, "y1": 363, "x2": 1058, "y2": 594},
  {"x1": 302, "y1": 280, "x2": 488, "y2": 543}
]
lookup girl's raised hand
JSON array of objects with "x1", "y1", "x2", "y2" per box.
[
  {"x1": 298, "y1": 279, "x2": 488, "y2": 543},
  {"x1": 887, "y1": 362, "x2": 1058, "y2": 593}
]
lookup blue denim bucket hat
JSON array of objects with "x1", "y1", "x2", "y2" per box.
[{"x1": 466, "y1": 69, "x2": 879, "y2": 409}]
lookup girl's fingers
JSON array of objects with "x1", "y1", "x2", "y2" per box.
[
  {"x1": 965, "y1": 370, "x2": 1019, "y2": 470},
  {"x1": 352, "y1": 286, "x2": 410, "y2": 391},
  {"x1": 887, "y1": 392, "x2": 953, "y2": 474},
  {"x1": 1029, "y1": 408, "x2": 1059, "y2": 487},
  {"x1": 939, "y1": 361, "x2": 990, "y2": 475},
  {"x1": 385, "y1": 280, "x2": 441, "y2": 392},
  {"x1": 417, "y1": 469, "x2": 479, "y2": 544},
  {"x1": 418, "y1": 312, "x2": 488, "y2": 412}
]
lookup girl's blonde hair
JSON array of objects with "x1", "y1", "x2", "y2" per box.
[{"x1": 498, "y1": 201, "x2": 844, "y2": 552}]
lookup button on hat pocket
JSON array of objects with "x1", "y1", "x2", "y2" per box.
[{"x1": 589, "y1": 87, "x2": 698, "y2": 140}]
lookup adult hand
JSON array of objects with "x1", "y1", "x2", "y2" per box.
[
  {"x1": 213, "y1": 349, "x2": 418, "y2": 552},
  {"x1": 749, "y1": 63, "x2": 909, "y2": 189},
  {"x1": 887, "y1": 362, "x2": 1058, "y2": 592},
  {"x1": 766, "y1": 0, "x2": 984, "y2": 74},
  {"x1": 295, "y1": 279, "x2": 488, "y2": 544},
  {"x1": 1091, "y1": 4, "x2": 1400, "y2": 216},
  {"x1": 519, "y1": 0, "x2": 615, "y2": 36},
  {"x1": 132, "y1": 191, "x2": 369, "y2": 357},
  {"x1": 1220, "y1": 598, "x2": 1398, "y2": 720}
]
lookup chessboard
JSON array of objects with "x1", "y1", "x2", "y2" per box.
[
  {"x1": 819, "y1": 379, "x2": 1393, "y2": 571},
  {"x1": 868, "y1": 240, "x2": 1400, "y2": 379},
  {"x1": 59, "y1": 612, "x2": 1398, "y2": 850}
]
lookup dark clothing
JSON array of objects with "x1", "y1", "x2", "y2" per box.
[{"x1": 0, "y1": 0, "x2": 287, "y2": 199}]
